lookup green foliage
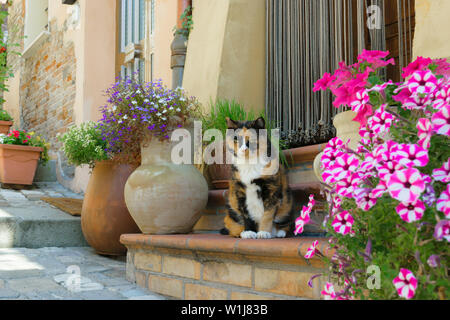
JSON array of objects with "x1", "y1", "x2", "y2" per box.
[
  {"x1": 58, "y1": 122, "x2": 110, "y2": 168},
  {"x1": 0, "y1": 108, "x2": 12, "y2": 121},
  {"x1": 202, "y1": 99, "x2": 289, "y2": 167},
  {"x1": 0, "y1": 5, "x2": 21, "y2": 105},
  {"x1": 173, "y1": 5, "x2": 193, "y2": 39}
]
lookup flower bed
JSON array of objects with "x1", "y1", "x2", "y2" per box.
[{"x1": 295, "y1": 51, "x2": 449, "y2": 300}]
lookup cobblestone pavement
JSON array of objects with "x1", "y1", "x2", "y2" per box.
[
  {"x1": 0, "y1": 247, "x2": 167, "y2": 300},
  {"x1": 0, "y1": 182, "x2": 167, "y2": 300}
]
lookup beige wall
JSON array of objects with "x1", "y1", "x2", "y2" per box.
[
  {"x1": 182, "y1": 0, "x2": 265, "y2": 113},
  {"x1": 414, "y1": 0, "x2": 450, "y2": 60},
  {"x1": 151, "y1": 0, "x2": 178, "y2": 86}
]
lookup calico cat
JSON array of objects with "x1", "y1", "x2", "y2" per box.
[{"x1": 220, "y1": 117, "x2": 294, "y2": 239}]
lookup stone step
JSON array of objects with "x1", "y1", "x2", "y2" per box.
[{"x1": 0, "y1": 204, "x2": 88, "y2": 248}]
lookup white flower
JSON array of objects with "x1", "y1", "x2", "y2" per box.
[
  {"x1": 132, "y1": 100, "x2": 137, "y2": 105},
  {"x1": 176, "y1": 108, "x2": 181, "y2": 112},
  {"x1": 156, "y1": 113, "x2": 162, "y2": 117},
  {"x1": 123, "y1": 115, "x2": 128, "y2": 120},
  {"x1": 112, "y1": 106, "x2": 117, "y2": 112}
]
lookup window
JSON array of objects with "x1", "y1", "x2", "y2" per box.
[
  {"x1": 119, "y1": 0, "x2": 147, "y2": 81},
  {"x1": 23, "y1": 0, "x2": 49, "y2": 53}
]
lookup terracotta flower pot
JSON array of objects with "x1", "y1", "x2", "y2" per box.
[
  {"x1": 81, "y1": 160, "x2": 141, "y2": 256},
  {"x1": 124, "y1": 136, "x2": 208, "y2": 234},
  {"x1": 0, "y1": 121, "x2": 13, "y2": 135},
  {"x1": 0, "y1": 144, "x2": 43, "y2": 185},
  {"x1": 207, "y1": 163, "x2": 232, "y2": 189}
]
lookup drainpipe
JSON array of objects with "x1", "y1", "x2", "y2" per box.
[{"x1": 171, "y1": 0, "x2": 192, "y2": 89}]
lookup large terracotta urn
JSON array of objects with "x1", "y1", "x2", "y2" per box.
[
  {"x1": 124, "y1": 135, "x2": 208, "y2": 234},
  {"x1": 81, "y1": 160, "x2": 140, "y2": 255},
  {"x1": 313, "y1": 110, "x2": 362, "y2": 181}
]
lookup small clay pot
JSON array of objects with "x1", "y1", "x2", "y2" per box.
[
  {"x1": 81, "y1": 160, "x2": 140, "y2": 256},
  {"x1": 0, "y1": 144, "x2": 43, "y2": 185},
  {"x1": 0, "y1": 121, "x2": 13, "y2": 135}
]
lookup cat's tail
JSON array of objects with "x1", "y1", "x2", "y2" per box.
[{"x1": 220, "y1": 227, "x2": 230, "y2": 235}]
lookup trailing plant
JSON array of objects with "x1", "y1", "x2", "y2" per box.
[
  {"x1": 97, "y1": 76, "x2": 201, "y2": 165},
  {"x1": 0, "y1": 4, "x2": 21, "y2": 105},
  {"x1": 0, "y1": 108, "x2": 12, "y2": 121},
  {"x1": 173, "y1": 5, "x2": 193, "y2": 39},
  {"x1": 295, "y1": 51, "x2": 450, "y2": 300},
  {"x1": 0, "y1": 130, "x2": 50, "y2": 164},
  {"x1": 58, "y1": 121, "x2": 110, "y2": 169}
]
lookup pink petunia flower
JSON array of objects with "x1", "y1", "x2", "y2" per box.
[
  {"x1": 350, "y1": 90, "x2": 370, "y2": 113},
  {"x1": 372, "y1": 179, "x2": 388, "y2": 198},
  {"x1": 330, "y1": 153, "x2": 360, "y2": 181},
  {"x1": 403, "y1": 94, "x2": 432, "y2": 111},
  {"x1": 433, "y1": 85, "x2": 450, "y2": 110},
  {"x1": 378, "y1": 160, "x2": 405, "y2": 183},
  {"x1": 374, "y1": 141, "x2": 401, "y2": 163},
  {"x1": 437, "y1": 184, "x2": 450, "y2": 219},
  {"x1": 434, "y1": 220, "x2": 450, "y2": 242},
  {"x1": 332, "y1": 211, "x2": 354, "y2": 235},
  {"x1": 395, "y1": 144, "x2": 429, "y2": 168},
  {"x1": 407, "y1": 70, "x2": 438, "y2": 95},
  {"x1": 416, "y1": 118, "x2": 433, "y2": 150},
  {"x1": 396, "y1": 199, "x2": 426, "y2": 223},
  {"x1": 313, "y1": 72, "x2": 337, "y2": 92},
  {"x1": 354, "y1": 188, "x2": 378, "y2": 211},
  {"x1": 432, "y1": 158, "x2": 450, "y2": 183},
  {"x1": 294, "y1": 195, "x2": 316, "y2": 235},
  {"x1": 335, "y1": 173, "x2": 362, "y2": 198},
  {"x1": 304, "y1": 240, "x2": 319, "y2": 259},
  {"x1": 387, "y1": 168, "x2": 426, "y2": 203},
  {"x1": 321, "y1": 283, "x2": 336, "y2": 300},
  {"x1": 393, "y1": 268, "x2": 418, "y2": 300},
  {"x1": 431, "y1": 105, "x2": 450, "y2": 137},
  {"x1": 323, "y1": 137, "x2": 345, "y2": 154},
  {"x1": 368, "y1": 105, "x2": 395, "y2": 135},
  {"x1": 402, "y1": 56, "x2": 433, "y2": 78},
  {"x1": 321, "y1": 149, "x2": 344, "y2": 171}
]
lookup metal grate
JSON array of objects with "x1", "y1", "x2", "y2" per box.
[{"x1": 266, "y1": 0, "x2": 415, "y2": 148}]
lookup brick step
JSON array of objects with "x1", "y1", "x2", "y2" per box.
[{"x1": 120, "y1": 233, "x2": 333, "y2": 300}]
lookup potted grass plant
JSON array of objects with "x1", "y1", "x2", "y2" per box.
[
  {"x1": 59, "y1": 121, "x2": 141, "y2": 255},
  {"x1": 201, "y1": 99, "x2": 288, "y2": 189},
  {"x1": 201, "y1": 99, "x2": 260, "y2": 189},
  {"x1": 0, "y1": 130, "x2": 49, "y2": 185},
  {"x1": 0, "y1": 109, "x2": 13, "y2": 135}
]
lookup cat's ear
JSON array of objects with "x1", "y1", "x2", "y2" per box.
[
  {"x1": 252, "y1": 117, "x2": 266, "y2": 130},
  {"x1": 226, "y1": 117, "x2": 239, "y2": 129}
]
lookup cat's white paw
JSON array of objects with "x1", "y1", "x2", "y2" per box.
[
  {"x1": 257, "y1": 231, "x2": 272, "y2": 239},
  {"x1": 276, "y1": 230, "x2": 287, "y2": 238},
  {"x1": 240, "y1": 231, "x2": 257, "y2": 239}
]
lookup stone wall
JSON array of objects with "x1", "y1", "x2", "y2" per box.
[{"x1": 7, "y1": 1, "x2": 76, "y2": 158}]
